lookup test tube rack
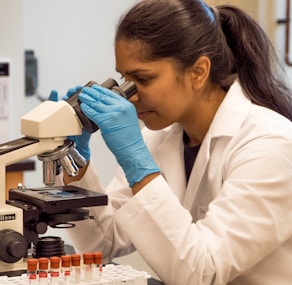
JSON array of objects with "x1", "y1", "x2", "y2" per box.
[{"x1": 0, "y1": 264, "x2": 151, "y2": 285}]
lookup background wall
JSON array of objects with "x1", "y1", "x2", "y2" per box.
[
  {"x1": 0, "y1": 0, "x2": 24, "y2": 141},
  {"x1": 22, "y1": 0, "x2": 138, "y2": 188},
  {"x1": 21, "y1": 0, "x2": 159, "y2": 279},
  {"x1": 1, "y1": 0, "x2": 292, "y2": 280}
]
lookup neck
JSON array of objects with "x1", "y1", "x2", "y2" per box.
[{"x1": 182, "y1": 83, "x2": 226, "y2": 146}]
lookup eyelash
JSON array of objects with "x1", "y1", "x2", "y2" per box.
[
  {"x1": 120, "y1": 74, "x2": 149, "y2": 84},
  {"x1": 137, "y1": 77, "x2": 147, "y2": 82}
]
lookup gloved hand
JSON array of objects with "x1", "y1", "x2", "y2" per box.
[
  {"x1": 48, "y1": 86, "x2": 91, "y2": 162},
  {"x1": 78, "y1": 84, "x2": 160, "y2": 187}
]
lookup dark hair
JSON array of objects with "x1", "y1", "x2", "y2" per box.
[{"x1": 116, "y1": 0, "x2": 292, "y2": 120}]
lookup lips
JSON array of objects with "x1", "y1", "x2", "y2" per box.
[{"x1": 137, "y1": 110, "x2": 153, "y2": 120}]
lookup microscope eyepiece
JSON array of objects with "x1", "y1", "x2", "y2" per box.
[{"x1": 65, "y1": 78, "x2": 137, "y2": 133}]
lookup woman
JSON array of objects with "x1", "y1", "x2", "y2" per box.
[{"x1": 58, "y1": 0, "x2": 292, "y2": 284}]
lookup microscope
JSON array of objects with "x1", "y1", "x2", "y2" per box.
[{"x1": 0, "y1": 78, "x2": 136, "y2": 276}]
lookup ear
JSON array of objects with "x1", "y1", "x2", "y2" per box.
[{"x1": 190, "y1": 56, "x2": 211, "y2": 89}]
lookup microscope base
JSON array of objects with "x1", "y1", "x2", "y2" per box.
[{"x1": 0, "y1": 259, "x2": 26, "y2": 277}]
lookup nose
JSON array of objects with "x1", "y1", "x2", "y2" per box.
[{"x1": 128, "y1": 91, "x2": 139, "y2": 103}]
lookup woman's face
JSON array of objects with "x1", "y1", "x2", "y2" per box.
[{"x1": 115, "y1": 40, "x2": 200, "y2": 130}]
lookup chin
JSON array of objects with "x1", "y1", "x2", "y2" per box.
[{"x1": 143, "y1": 121, "x2": 172, "y2": 131}]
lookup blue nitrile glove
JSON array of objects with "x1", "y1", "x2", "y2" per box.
[
  {"x1": 48, "y1": 90, "x2": 59, "y2": 102},
  {"x1": 78, "y1": 84, "x2": 160, "y2": 187},
  {"x1": 48, "y1": 87, "x2": 91, "y2": 162}
]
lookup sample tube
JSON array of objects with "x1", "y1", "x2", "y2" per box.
[
  {"x1": 50, "y1": 256, "x2": 61, "y2": 285},
  {"x1": 71, "y1": 254, "x2": 81, "y2": 284},
  {"x1": 93, "y1": 251, "x2": 103, "y2": 281},
  {"x1": 27, "y1": 258, "x2": 38, "y2": 285},
  {"x1": 83, "y1": 252, "x2": 93, "y2": 283},
  {"x1": 38, "y1": 257, "x2": 49, "y2": 285},
  {"x1": 61, "y1": 255, "x2": 71, "y2": 285}
]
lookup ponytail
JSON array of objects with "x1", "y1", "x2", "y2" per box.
[{"x1": 218, "y1": 5, "x2": 292, "y2": 121}]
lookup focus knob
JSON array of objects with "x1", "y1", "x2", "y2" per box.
[{"x1": 0, "y1": 229, "x2": 27, "y2": 263}]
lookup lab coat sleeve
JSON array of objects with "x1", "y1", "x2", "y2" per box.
[
  {"x1": 115, "y1": 175, "x2": 216, "y2": 284},
  {"x1": 114, "y1": 134, "x2": 292, "y2": 285}
]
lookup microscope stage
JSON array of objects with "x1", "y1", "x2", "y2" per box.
[{"x1": 8, "y1": 186, "x2": 107, "y2": 214}]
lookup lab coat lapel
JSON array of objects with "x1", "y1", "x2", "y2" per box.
[
  {"x1": 154, "y1": 126, "x2": 186, "y2": 203},
  {"x1": 183, "y1": 136, "x2": 211, "y2": 211},
  {"x1": 151, "y1": 122, "x2": 212, "y2": 211},
  {"x1": 183, "y1": 78, "x2": 251, "y2": 213}
]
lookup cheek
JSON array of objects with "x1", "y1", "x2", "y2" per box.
[
  {"x1": 155, "y1": 83, "x2": 187, "y2": 110},
  {"x1": 136, "y1": 83, "x2": 190, "y2": 130},
  {"x1": 140, "y1": 85, "x2": 172, "y2": 109},
  {"x1": 143, "y1": 84, "x2": 187, "y2": 119}
]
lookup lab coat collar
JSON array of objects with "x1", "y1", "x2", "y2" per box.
[{"x1": 208, "y1": 78, "x2": 251, "y2": 138}]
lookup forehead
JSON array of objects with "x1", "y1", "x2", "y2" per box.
[
  {"x1": 115, "y1": 39, "x2": 177, "y2": 75},
  {"x1": 115, "y1": 40, "x2": 148, "y2": 68}
]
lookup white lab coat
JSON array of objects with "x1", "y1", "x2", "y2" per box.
[{"x1": 66, "y1": 79, "x2": 292, "y2": 285}]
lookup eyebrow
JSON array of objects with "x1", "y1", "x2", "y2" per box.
[{"x1": 116, "y1": 68, "x2": 150, "y2": 76}]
